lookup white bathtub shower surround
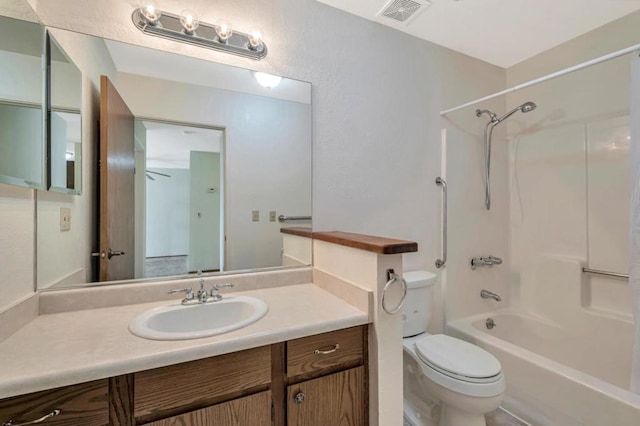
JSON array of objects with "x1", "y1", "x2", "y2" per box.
[
  {"x1": 449, "y1": 311, "x2": 640, "y2": 425},
  {"x1": 629, "y1": 53, "x2": 640, "y2": 394}
]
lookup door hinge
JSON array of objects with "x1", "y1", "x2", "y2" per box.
[{"x1": 271, "y1": 401, "x2": 274, "y2": 423}]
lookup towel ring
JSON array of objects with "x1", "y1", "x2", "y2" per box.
[{"x1": 382, "y1": 270, "x2": 407, "y2": 315}]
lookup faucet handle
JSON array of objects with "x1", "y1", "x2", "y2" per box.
[
  {"x1": 210, "y1": 283, "x2": 233, "y2": 301},
  {"x1": 212, "y1": 283, "x2": 234, "y2": 291},
  {"x1": 168, "y1": 288, "x2": 194, "y2": 299}
]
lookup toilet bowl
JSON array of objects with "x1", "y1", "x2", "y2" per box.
[{"x1": 402, "y1": 271, "x2": 505, "y2": 426}]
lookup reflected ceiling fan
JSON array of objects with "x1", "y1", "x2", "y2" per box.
[{"x1": 145, "y1": 170, "x2": 171, "y2": 181}]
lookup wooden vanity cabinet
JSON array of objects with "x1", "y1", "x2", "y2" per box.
[{"x1": 0, "y1": 325, "x2": 367, "y2": 426}]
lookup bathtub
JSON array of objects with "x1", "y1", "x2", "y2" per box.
[{"x1": 448, "y1": 311, "x2": 640, "y2": 425}]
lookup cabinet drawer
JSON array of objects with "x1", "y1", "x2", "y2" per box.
[
  {"x1": 145, "y1": 390, "x2": 272, "y2": 426},
  {"x1": 134, "y1": 346, "x2": 271, "y2": 422},
  {"x1": 0, "y1": 380, "x2": 109, "y2": 426},
  {"x1": 287, "y1": 326, "x2": 364, "y2": 378}
]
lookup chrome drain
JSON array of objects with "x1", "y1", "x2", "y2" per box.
[{"x1": 486, "y1": 317, "x2": 496, "y2": 330}]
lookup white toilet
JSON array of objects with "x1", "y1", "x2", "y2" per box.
[{"x1": 402, "y1": 271, "x2": 505, "y2": 426}]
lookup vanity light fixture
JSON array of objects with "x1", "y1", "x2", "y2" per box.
[
  {"x1": 133, "y1": 2, "x2": 268, "y2": 60},
  {"x1": 254, "y1": 72, "x2": 282, "y2": 88}
]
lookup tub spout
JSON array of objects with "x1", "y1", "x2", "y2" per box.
[{"x1": 480, "y1": 289, "x2": 501, "y2": 302}]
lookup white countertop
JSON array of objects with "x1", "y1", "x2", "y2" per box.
[{"x1": 0, "y1": 284, "x2": 368, "y2": 399}]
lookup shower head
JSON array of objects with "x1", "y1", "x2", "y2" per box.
[{"x1": 495, "y1": 101, "x2": 537, "y2": 124}]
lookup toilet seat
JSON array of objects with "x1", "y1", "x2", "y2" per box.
[
  {"x1": 403, "y1": 334, "x2": 506, "y2": 398},
  {"x1": 415, "y1": 334, "x2": 502, "y2": 384}
]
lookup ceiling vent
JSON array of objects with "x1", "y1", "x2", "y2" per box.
[{"x1": 377, "y1": 0, "x2": 431, "y2": 25}]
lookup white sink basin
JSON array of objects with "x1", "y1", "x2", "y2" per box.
[{"x1": 129, "y1": 296, "x2": 268, "y2": 340}]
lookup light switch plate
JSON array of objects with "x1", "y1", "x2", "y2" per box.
[
  {"x1": 269, "y1": 211, "x2": 276, "y2": 222},
  {"x1": 60, "y1": 208, "x2": 71, "y2": 232},
  {"x1": 252, "y1": 210, "x2": 260, "y2": 222}
]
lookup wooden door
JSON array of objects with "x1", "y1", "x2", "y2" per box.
[
  {"x1": 287, "y1": 367, "x2": 365, "y2": 426},
  {"x1": 145, "y1": 391, "x2": 272, "y2": 426},
  {"x1": 99, "y1": 75, "x2": 135, "y2": 281}
]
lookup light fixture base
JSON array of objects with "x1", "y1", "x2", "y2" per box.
[{"x1": 132, "y1": 10, "x2": 268, "y2": 60}]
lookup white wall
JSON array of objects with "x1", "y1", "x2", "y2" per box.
[
  {"x1": 116, "y1": 73, "x2": 313, "y2": 271},
  {"x1": 505, "y1": 11, "x2": 639, "y2": 320},
  {"x1": 0, "y1": 183, "x2": 34, "y2": 309},
  {"x1": 146, "y1": 168, "x2": 190, "y2": 257}
]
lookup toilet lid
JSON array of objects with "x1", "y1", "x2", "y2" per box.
[{"x1": 415, "y1": 334, "x2": 501, "y2": 380}]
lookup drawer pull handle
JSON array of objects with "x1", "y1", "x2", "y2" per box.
[
  {"x1": 294, "y1": 392, "x2": 305, "y2": 404},
  {"x1": 314, "y1": 344, "x2": 340, "y2": 355},
  {"x1": 3, "y1": 409, "x2": 61, "y2": 426}
]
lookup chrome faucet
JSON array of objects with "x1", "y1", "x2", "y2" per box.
[
  {"x1": 470, "y1": 256, "x2": 503, "y2": 270},
  {"x1": 480, "y1": 289, "x2": 502, "y2": 302},
  {"x1": 168, "y1": 270, "x2": 234, "y2": 305}
]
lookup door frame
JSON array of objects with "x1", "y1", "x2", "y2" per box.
[{"x1": 135, "y1": 116, "x2": 227, "y2": 273}]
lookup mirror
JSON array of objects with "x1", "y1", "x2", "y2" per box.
[
  {"x1": 47, "y1": 32, "x2": 82, "y2": 193},
  {"x1": 0, "y1": 15, "x2": 45, "y2": 189},
  {"x1": 35, "y1": 28, "x2": 312, "y2": 289}
]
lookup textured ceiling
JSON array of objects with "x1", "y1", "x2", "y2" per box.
[{"x1": 316, "y1": 0, "x2": 640, "y2": 68}]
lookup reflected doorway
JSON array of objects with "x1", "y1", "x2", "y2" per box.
[{"x1": 133, "y1": 119, "x2": 225, "y2": 279}]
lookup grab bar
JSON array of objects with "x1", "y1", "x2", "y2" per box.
[
  {"x1": 435, "y1": 177, "x2": 447, "y2": 268},
  {"x1": 582, "y1": 268, "x2": 628, "y2": 280},
  {"x1": 278, "y1": 215, "x2": 311, "y2": 223}
]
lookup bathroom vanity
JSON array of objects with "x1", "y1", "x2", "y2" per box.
[
  {"x1": 0, "y1": 325, "x2": 366, "y2": 426},
  {"x1": 0, "y1": 281, "x2": 371, "y2": 426}
]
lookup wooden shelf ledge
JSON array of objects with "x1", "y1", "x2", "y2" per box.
[{"x1": 281, "y1": 228, "x2": 417, "y2": 255}]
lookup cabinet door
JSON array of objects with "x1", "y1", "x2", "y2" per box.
[
  {"x1": 287, "y1": 367, "x2": 364, "y2": 426},
  {"x1": 0, "y1": 380, "x2": 109, "y2": 426},
  {"x1": 145, "y1": 391, "x2": 271, "y2": 426}
]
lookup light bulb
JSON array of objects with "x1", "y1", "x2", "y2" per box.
[
  {"x1": 215, "y1": 19, "x2": 233, "y2": 42},
  {"x1": 139, "y1": 0, "x2": 161, "y2": 24},
  {"x1": 179, "y1": 10, "x2": 199, "y2": 34},
  {"x1": 248, "y1": 27, "x2": 263, "y2": 50},
  {"x1": 254, "y1": 72, "x2": 282, "y2": 88}
]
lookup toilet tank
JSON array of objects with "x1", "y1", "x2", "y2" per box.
[{"x1": 402, "y1": 270, "x2": 437, "y2": 337}]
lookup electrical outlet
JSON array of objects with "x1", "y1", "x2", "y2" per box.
[
  {"x1": 252, "y1": 210, "x2": 260, "y2": 222},
  {"x1": 269, "y1": 211, "x2": 276, "y2": 222},
  {"x1": 60, "y1": 208, "x2": 71, "y2": 232}
]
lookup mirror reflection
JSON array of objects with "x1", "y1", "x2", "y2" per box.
[
  {"x1": 138, "y1": 120, "x2": 223, "y2": 278},
  {"x1": 0, "y1": 16, "x2": 44, "y2": 189},
  {"x1": 48, "y1": 33, "x2": 82, "y2": 193},
  {"x1": 36, "y1": 29, "x2": 312, "y2": 289}
]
